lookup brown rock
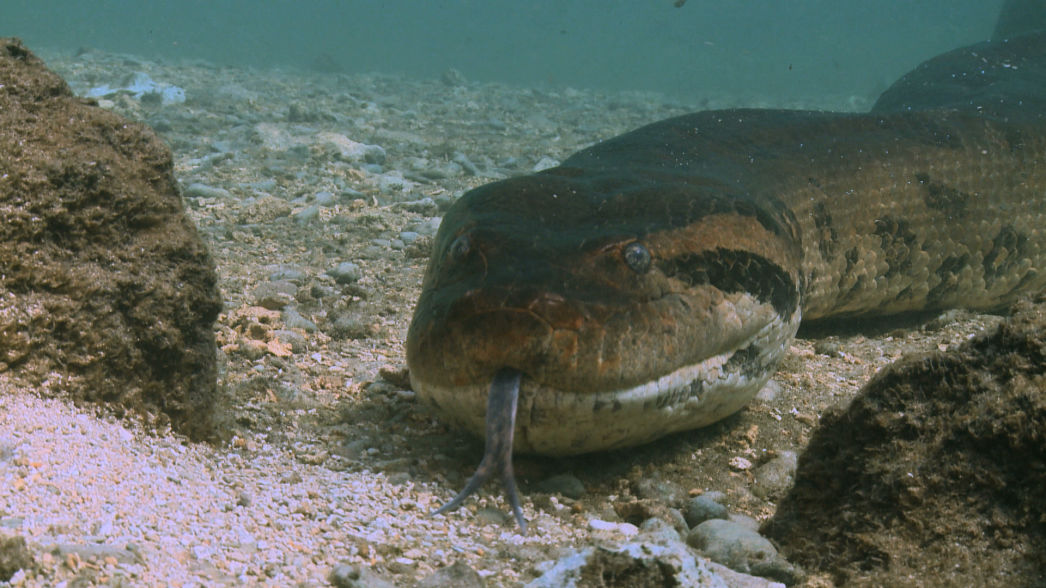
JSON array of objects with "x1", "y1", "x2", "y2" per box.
[
  {"x1": 763, "y1": 295, "x2": 1046, "y2": 585},
  {"x1": 0, "y1": 38, "x2": 221, "y2": 440}
]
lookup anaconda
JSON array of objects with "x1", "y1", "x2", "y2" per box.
[{"x1": 406, "y1": 4, "x2": 1046, "y2": 531}]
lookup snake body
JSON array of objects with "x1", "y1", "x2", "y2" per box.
[{"x1": 407, "y1": 16, "x2": 1046, "y2": 528}]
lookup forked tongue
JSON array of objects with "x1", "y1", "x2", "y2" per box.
[{"x1": 431, "y1": 368, "x2": 526, "y2": 533}]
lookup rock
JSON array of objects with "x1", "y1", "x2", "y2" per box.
[
  {"x1": 636, "y1": 477, "x2": 687, "y2": 505},
  {"x1": 317, "y1": 132, "x2": 386, "y2": 164},
  {"x1": 415, "y1": 560, "x2": 485, "y2": 588},
  {"x1": 764, "y1": 295, "x2": 1046, "y2": 585},
  {"x1": 184, "y1": 182, "x2": 231, "y2": 199},
  {"x1": 294, "y1": 204, "x2": 320, "y2": 224},
  {"x1": 328, "y1": 261, "x2": 362, "y2": 284},
  {"x1": 535, "y1": 473, "x2": 586, "y2": 499},
  {"x1": 588, "y1": 518, "x2": 639, "y2": 537},
  {"x1": 0, "y1": 535, "x2": 34, "y2": 582},
  {"x1": 252, "y1": 280, "x2": 297, "y2": 310},
  {"x1": 85, "y1": 71, "x2": 186, "y2": 105},
  {"x1": 51, "y1": 542, "x2": 138, "y2": 564},
  {"x1": 687, "y1": 519, "x2": 797, "y2": 583},
  {"x1": 0, "y1": 38, "x2": 221, "y2": 440},
  {"x1": 750, "y1": 451, "x2": 798, "y2": 500},
  {"x1": 273, "y1": 329, "x2": 307, "y2": 354},
  {"x1": 528, "y1": 530, "x2": 785, "y2": 588},
  {"x1": 452, "y1": 152, "x2": 480, "y2": 176},
  {"x1": 328, "y1": 563, "x2": 395, "y2": 588},
  {"x1": 532, "y1": 156, "x2": 559, "y2": 172},
  {"x1": 238, "y1": 195, "x2": 292, "y2": 223},
  {"x1": 265, "y1": 264, "x2": 307, "y2": 283},
  {"x1": 685, "y1": 494, "x2": 730, "y2": 527},
  {"x1": 440, "y1": 68, "x2": 467, "y2": 87},
  {"x1": 282, "y1": 307, "x2": 317, "y2": 333}
]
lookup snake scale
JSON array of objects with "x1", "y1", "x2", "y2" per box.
[{"x1": 406, "y1": 3, "x2": 1046, "y2": 530}]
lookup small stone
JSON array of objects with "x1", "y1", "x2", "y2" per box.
[
  {"x1": 183, "y1": 182, "x2": 231, "y2": 199},
  {"x1": 238, "y1": 195, "x2": 293, "y2": 223},
  {"x1": 440, "y1": 68, "x2": 466, "y2": 87},
  {"x1": 266, "y1": 264, "x2": 307, "y2": 283},
  {"x1": 273, "y1": 329, "x2": 307, "y2": 353},
  {"x1": 684, "y1": 494, "x2": 729, "y2": 528},
  {"x1": 535, "y1": 473, "x2": 586, "y2": 499},
  {"x1": 329, "y1": 563, "x2": 396, "y2": 588},
  {"x1": 252, "y1": 281, "x2": 297, "y2": 310},
  {"x1": 532, "y1": 156, "x2": 559, "y2": 172},
  {"x1": 0, "y1": 535, "x2": 34, "y2": 582},
  {"x1": 52, "y1": 542, "x2": 137, "y2": 564},
  {"x1": 636, "y1": 477, "x2": 686, "y2": 506},
  {"x1": 328, "y1": 314, "x2": 372, "y2": 340},
  {"x1": 751, "y1": 451, "x2": 798, "y2": 500},
  {"x1": 314, "y1": 190, "x2": 336, "y2": 206},
  {"x1": 328, "y1": 262, "x2": 362, "y2": 285},
  {"x1": 813, "y1": 339, "x2": 841, "y2": 357},
  {"x1": 729, "y1": 456, "x2": 753, "y2": 471},
  {"x1": 282, "y1": 307, "x2": 318, "y2": 333},
  {"x1": 588, "y1": 519, "x2": 639, "y2": 537},
  {"x1": 415, "y1": 560, "x2": 485, "y2": 588},
  {"x1": 294, "y1": 203, "x2": 319, "y2": 223},
  {"x1": 686, "y1": 519, "x2": 797, "y2": 582},
  {"x1": 452, "y1": 152, "x2": 480, "y2": 176}
]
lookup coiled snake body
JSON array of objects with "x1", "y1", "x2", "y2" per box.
[{"x1": 407, "y1": 20, "x2": 1046, "y2": 530}]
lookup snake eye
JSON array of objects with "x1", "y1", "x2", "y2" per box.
[
  {"x1": 447, "y1": 233, "x2": 471, "y2": 263},
  {"x1": 622, "y1": 241, "x2": 651, "y2": 274}
]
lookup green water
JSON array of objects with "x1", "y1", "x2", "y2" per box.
[{"x1": 2, "y1": 1, "x2": 1001, "y2": 101}]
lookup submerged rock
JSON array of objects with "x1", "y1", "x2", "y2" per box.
[
  {"x1": 0, "y1": 38, "x2": 221, "y2": 440},
  {"x1": 764, "y1": 295, "x2": 1046, "y2": 585}
]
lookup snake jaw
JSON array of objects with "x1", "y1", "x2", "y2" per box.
[{"x1": 432, "y1": 367, "x2": 528, "y2": 532}]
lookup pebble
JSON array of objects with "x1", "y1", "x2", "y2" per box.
[
  {"x1": 294, "y1": 204, "x2": 321, "y2": 224},
  {"x1": 751, "y1": 451, "x2": 798, "y2": 500},
  {"x1": 0, "y1": 535, "x2": 34, "y2": 581},
  {"x1": 685, "y1": 494, "x2": 730, "y2": 527},
  {"x1": 411, "y1": 217, "x2": 442, "y2": 236},
  {"x1": 328, "y1": 314, "x2": 372, "y2": 340},
  {"x1": 686, "y1": 519, "x2": 797, "y2": 583},
  {"x1": 529, "y1": 530, "x2": 783, "y2": 588},
  {"x1": 588, "y1": 518, "x2": 638, "y2": 536},
  {"x1": 415, "y1": 560, "x2": 485, "y2": 588},
  {"x1": 328, "y1": 563, "x2": 395, "y2": 588},
  {"x1": 636, "y1": 477, "x2": 686, "y2": 506},
  {"x1": 273, "y1": 329, "x2": 307, "y2": 353},
  {"x1": 50, "y1": 542, "x2": 138, "y2": 564},
  {"x1": 317, "y1": 132, "x2": 387, "y2": 164},
  {"x1": 314, "y1": 190, "x2": 336, "y2": 206},
  {"x1": 238, "y1": 195, "x2": 293, "y2": 223},
  {"x1": 535, "y1": 473, "x2": 586, "y2": 499},
  {"x1": 85, "y1": 71, "x2": 186, "y2": 105},
  {"x1": 252, "y1": 280, "x2": 297, "y2": 310},
  {"x1": 531, "y1": 156, "x2": 559, "y2": 172},
  {"x1": 266, "y1": 264, "x2": 307, "y2": 283},
  {"x1": 327, "y1": 262, "x2": 362, "y2": 284},
  {"x1": 183, "y1": 182, "x2": 231, "y2": 199},
  {"x1": 282, "y1": 307, "x2": 318, "y2": 333},
  {"x1": 452, "y1": 152, "x2": 480, "y2": 176}
]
